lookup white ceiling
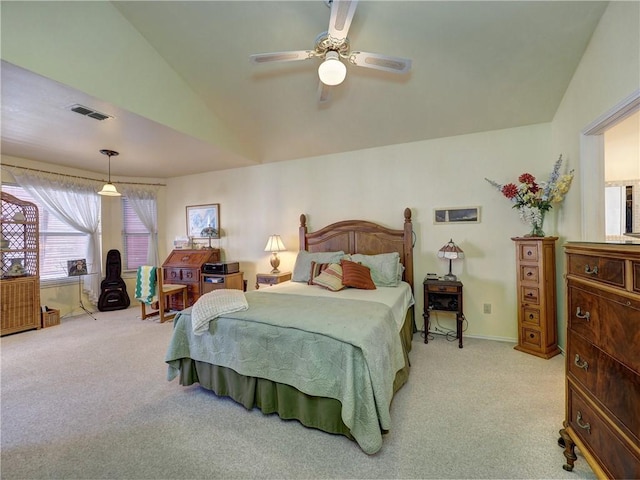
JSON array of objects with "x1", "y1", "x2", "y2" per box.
[{"x1": 1, "y1": 1, "x2": 609, "y2": 179}]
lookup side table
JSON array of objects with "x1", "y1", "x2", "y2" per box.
[
  {"x1": 202, "y1": 272, "x2": 245, "y2": 294},
  {"x1": 423, "y1": 279, "x2": 465, "y2": 348},
  {"x1": 255, "y1": 271, "x2": 292, "y2": 289}
]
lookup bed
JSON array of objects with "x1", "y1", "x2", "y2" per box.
[{"x1": 165, "y1": 208, "x2": 415, "y2": 454}]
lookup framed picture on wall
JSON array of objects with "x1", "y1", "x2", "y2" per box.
[
  {"x1": 186, "y1": 204, "x2": 220, "y2": 238},
  {"x1": 434, "y1": 206, "x2": 480, "y2": 224}
]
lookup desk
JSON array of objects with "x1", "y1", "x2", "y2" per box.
[
  {"x1": 162, "y1": 249, "x2": 220, "y2": 308},
  {"x1": 423, "y1": 279, "x2": 464, "y2": 348}
]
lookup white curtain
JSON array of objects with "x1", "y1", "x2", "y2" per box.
[
  {"x1": 119, "y1": 186, "x2": 159, "y2": 266},
  {"x1": 9, "y1": 169, "x2": 103, "y2": 303}
]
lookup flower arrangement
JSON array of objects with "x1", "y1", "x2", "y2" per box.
[{"x1": 485, "y1": 155, "x2": 574, "y2": 237}]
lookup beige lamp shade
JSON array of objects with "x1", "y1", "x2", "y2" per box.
[
  {"x1": 97, "y1": 182, "x2": 121, "y2": 196},
  {"x1": 264, "y1": 235, "x2": 286, "y2": 273}
]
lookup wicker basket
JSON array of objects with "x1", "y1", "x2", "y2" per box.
[{"x1": 41, "y1": 309, "x2": 60, "y2": 328}]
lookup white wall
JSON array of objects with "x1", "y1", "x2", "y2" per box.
[
  {"x1": 605, "y1": 111, "x2": 640, "y2": 181},
  {"x1": 167, "y1": 123, "x2": 553, "y2": 342},
  {"x1": 550, "y1": 0, "x2": 640, "y2": 348}
]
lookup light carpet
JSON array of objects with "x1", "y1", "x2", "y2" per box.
[{"x1": 1, "y1": 308, "x2": 596, "y2": 479}]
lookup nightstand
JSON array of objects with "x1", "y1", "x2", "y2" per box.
[
  {"x1": 255, "y1": 271, "x2": 292, "y2": 289},
  {"x1": 202, "y1": 272, "x2": 245, "y2": 293},
  {"x1": 423, "y1": 279, "x2": 465, "y2": 348}
]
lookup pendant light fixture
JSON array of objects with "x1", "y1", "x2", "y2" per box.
[{"x1": 97, "y1": 149, "x2": 121, "y2": 197}]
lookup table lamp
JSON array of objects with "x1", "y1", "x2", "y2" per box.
[
  {"x1": 438, "y1": 239, "x2": 464, "y2": 281},
  {"x1": 200, "y1": 226, "x2": 218, "y2": 249},
  {"x1": 264, "y1": 235, "x2": 286, "y2": 273}
]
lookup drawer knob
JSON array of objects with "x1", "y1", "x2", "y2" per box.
[
  {"x1": 528, "y1": 314, "x2": 534, "y2": 320},
  {"x1": 526, "y1": 271, "x2": 533, "y2": 277},
  {"x1": 584, "y1": 264, "x2": 599, "y2": 276},
  {"x1": 574, "y1": 354, "x2": 588, "y2": 371},
  {"x1": 576, "y1": 411, "x2": 591, "y2": 434},
  {"x1": 575, "y1": 307, "x2": 590, "y2": 322}
]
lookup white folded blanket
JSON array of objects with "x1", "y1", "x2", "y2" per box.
[{"x1": 191, "y1": 289, "x2": 248, "y2": 335}]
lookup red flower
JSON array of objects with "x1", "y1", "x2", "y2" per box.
[
  {"x1": 501, "y1": 183, "x2": 518, "y2": 199},
  {"x1": 519, "y1": 173, "x2": 536, "y2": 184},
  {"x1": 518, "y1": 173, "x2": 540, "y2": 193}
]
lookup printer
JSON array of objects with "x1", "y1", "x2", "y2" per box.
[{"x1": 202, "y1": 261, "x2": 240, "y2": 275}]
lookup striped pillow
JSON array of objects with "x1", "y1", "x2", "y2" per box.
[
  {"x1": 312, "y1": 263, "x2": 345, "y2": 291},
  {"x1": 308, "y1": 261, "x2": 330, "y2": 285},
  {"x1": 340, "y1": 259, "x2": 376, "y2": 290}
]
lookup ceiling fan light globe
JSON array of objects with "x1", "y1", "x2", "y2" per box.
[{"x1": 318, "y1": 52, "x2": 346, "y2": 86}]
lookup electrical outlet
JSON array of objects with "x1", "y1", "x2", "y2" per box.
[{"x1": 483, "y1": 303, "x2": 492, "y2": 314}]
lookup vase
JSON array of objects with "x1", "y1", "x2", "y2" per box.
[{"x1": 528, "y1": 210, "x2": 546, "y2": 237}]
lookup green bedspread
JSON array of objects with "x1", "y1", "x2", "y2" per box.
[{"x1": 165, "y1": 291, "x2": 406, "y2": 454}]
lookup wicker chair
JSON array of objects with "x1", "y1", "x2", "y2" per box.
[{"x1": 135, "y1": 266, "x2": 187, "y2": 323}]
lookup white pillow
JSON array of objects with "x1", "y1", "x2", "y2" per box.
[
  {"x1": 291, "y1": 250, "x2": 345, "y2": 282},
  {"x1": 349, "y1": 252, "x2": 401, "y2": 287},
  {"x1": 191, "y1": 289, "x2": 248, "y2": 335}
]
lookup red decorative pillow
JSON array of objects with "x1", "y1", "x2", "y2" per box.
[
  {"x1": 308, "y1": 261, "x2": 330, "y2": 285},
  {"x1": 340, "y1": 259, "x2": 376, "y2": 290}
]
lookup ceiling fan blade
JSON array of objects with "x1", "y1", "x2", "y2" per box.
[
  {"x1": 249, "y1": 50, "x2": 315, "y2": 64},
  {"x1": 317, "y1": 82, "x2": 332, "y2": 104},
  {"x1": 349, "y1": 51, "x2": 412, "y2": 74},
  {"x1": 328, "y1": 0, "x2": 358, "y2": 42}
]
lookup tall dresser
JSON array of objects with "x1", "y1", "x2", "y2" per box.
[
  {"x1": 511, "y1": 236, "x2": 560, "y2": 359},
  {"x1": 162, "y1": 249, "x2": 220, "y2": 308},
  {"x1": 559, "y1": 242, "x2": 640, "y2": 478},
  {"x1": 1, "y1": 193, "x2": 41, "y2": 336}
]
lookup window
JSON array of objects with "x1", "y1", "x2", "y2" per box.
[
  {"x1": 2, "y1": 184, "x2": 90, "y2": 281},
  {"x1": 122, "y1": 197, "x2": 149, "y2": 270}
]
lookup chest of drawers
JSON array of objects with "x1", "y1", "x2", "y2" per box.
[
  {"x1": 559, "y1": 242, "x2": 640, "y2": 478},
  {"x1": 162, "y1": 249, "x2": 220, "y2": 308},
  {"x1": 511, "y1": 237, "x2": 560, "y2": 358}
]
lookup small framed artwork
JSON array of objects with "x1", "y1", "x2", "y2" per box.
[
  {"x1": 67, "y1": 258, "x2": 88, "y2": 276},
  {"x1": 186, "y1": 204, "x2": 220, "y2": 238},
  {"x1": 434, "y1": 206, "x2": 480, "y2": 224}
]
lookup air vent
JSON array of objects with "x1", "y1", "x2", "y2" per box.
[
  {"x1": 69, "y1": 104, "x2": 113, "y2": 121},
  {"x1": 87, "y1": 112, "x2": 110, "y2": 121}
]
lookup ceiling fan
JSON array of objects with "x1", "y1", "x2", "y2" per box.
[{"x1": 249, "y1": 0, "x2": 412, "y2": 103}]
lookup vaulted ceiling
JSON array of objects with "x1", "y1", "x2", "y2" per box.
[{"x1": 1, "y1": 1, "x2": 609, "y2": 179}]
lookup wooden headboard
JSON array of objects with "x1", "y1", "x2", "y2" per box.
[{"x1": 299, "y1": 208, "x2": 414, "y2": 292}]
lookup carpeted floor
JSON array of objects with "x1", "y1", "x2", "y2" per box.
[{"x1": 1, "y1": 308, "x2": 596, "y2": 479}]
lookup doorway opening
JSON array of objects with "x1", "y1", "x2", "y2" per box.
[{"x1": 580, "y1": 90, "x2": 640, "y2": 241}]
